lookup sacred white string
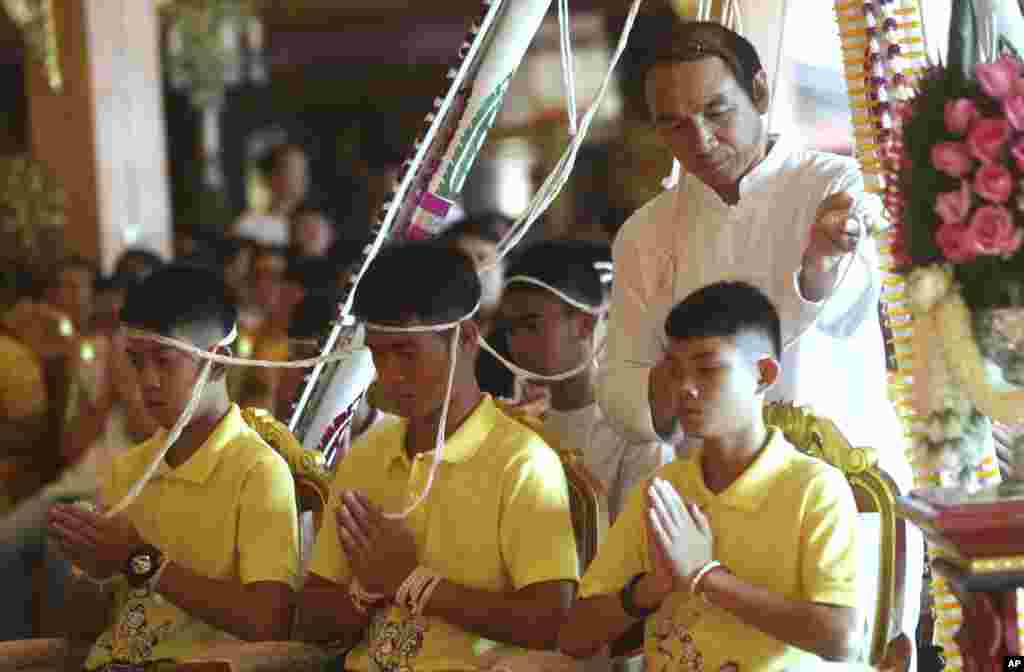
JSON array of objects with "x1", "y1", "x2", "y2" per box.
[
  {"x1": 482, "y1": 0, "x2": 643, "y2": 271},
  {"x1": 477, "y1": 271, "x2": 609, "y2": 384},
  {"x1": 362, "y1": 302, "x2": 479, "y2": 519},
  {"x1": 558, "y1": 0, "x2": 579, "y2": 136},
  {"x1": 103, "y1": 325, "x2": 239, "y2": 517},
  {"x1": 121, "y1": 328, "x2": 358, "y2": 368}
]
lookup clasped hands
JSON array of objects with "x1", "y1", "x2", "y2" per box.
[
  {"x1": 645, "y1": 478, "x2": 716, "y2": 601},
  {"x1": 335, "y1": 490, "x2": 419, "y2": 597},
  {"x1": 47, "y1": 503, "x2": 146, "y2": 580}
]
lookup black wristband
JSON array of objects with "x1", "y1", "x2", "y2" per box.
[
  {"x1": 123, "y1": 544, "x2": 164, "y2": 589},
  {"x1": 621, "y1": 572, "x2": 658, "y2": 620}
]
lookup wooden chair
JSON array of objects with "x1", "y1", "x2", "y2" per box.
[
  {"x1": 0, "y1": 407, "x2": 338, "y2": 672},
  {"x1": 611, "y1": 401, "x2": 910, "y2": 670}
]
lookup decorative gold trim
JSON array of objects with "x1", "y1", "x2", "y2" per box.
[
  {"x1": 764, "y1": 402, "x2": 898, "y2": 666},
  {"x1": 930, "y1": 546, "x2": 1024, "y2": 575}
]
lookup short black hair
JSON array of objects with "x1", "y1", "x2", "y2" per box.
[
  {"x1": 504, "y1": 239, "x2": 610, "y2": 310},
  {"x1": 635, "y1": 19, "x2": 763, "y2": 103},
  {"x1": 121, "y1": 263, "x2": 238, "y2": 340},
  {"x1": 437, "y1": 212, "x2": 511, "y2": 246},
  {"x1": 665, "y1": 281, "x2": 780, "y2": 359},
  {"x1": 289, "y1": 291, "x2": 339, "y2": 341},
  {"x1": 285, "y1": 255, "x2": 336, "y2": 294},
  {"x1": 353, "y1": 242, "x2": 481, "y2": 326},
  {"x1": 327, "y1": 237, "x2": 369, "y2": 275}
]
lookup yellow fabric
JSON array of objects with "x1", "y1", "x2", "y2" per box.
[
  {"x1": 579, "y1": 427, "x2": 859, "y2": 671},
  {"x1": 309, "y1": 394, "x2": 579, "y2": 672},
  {"x1": 0, "y1": 332, "x2": 46, "y2": 419},
  {"x1": 85, "y1": 404, "x2": 300, "y2": 669}
]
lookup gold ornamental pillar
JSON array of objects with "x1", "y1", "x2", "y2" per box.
[{"x1": 20, "y1": 0, "x2": 172, "y2": 271}]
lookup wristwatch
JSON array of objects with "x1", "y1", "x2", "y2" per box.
[{"x1": 123, "y1": 544, "x2": 165, "y2": 589}]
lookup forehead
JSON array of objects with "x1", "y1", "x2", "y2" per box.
[
  {"x1": 364, "y1": 328, "x2": 440, "y2": 350},
  {"x1": 500, "y1": 286, "x2": 564, "y2": 316},
  {"x1": 646, "y1": 56, "x2": 744, "y2": 113},
  {"x1": 665, "y1": 334, "x2": 737, "y2": 360}
]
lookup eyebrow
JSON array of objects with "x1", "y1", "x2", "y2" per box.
[{"x1": 654, "y1": 94, "x2": 731, "y2": 124}]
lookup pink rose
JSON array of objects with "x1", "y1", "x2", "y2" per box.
[
  {"x1": 930, "y1": 141, "x2": 974, "y2": 177},
  {"x1": 976, "y1": 56, "x2": 1022, "y2": 99},
  {"x1": 1007, "y1": 95, "x2": 1024, "y2": 131},
  {"x1": 934, "y1": 180, "x2": 972, "y2": 225},
  {"x1": 1012, "y1": 141, "x2": 1024, "y2": 172},
  {"x1": 935, "y1": 220, "x2": 977, "y2": 263},
  {"x1": 945, "y1": 98, "x2": 979, "y2": 135},
  {"x1": 967, "y1": 118, "x2": 1010, "y2": 163},
  {"x1": 967, "y1": 204, "x2": 1024, "y2": 257},
  {"x1": 974, "y1": 163, "x2": 1015, "y2": 203}
]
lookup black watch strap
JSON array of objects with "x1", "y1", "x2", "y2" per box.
[
  {"x1": 621, "y1": 572, "x2": 657, "y2": 620},
  {"x1": 124, "y1": 544, "x2": 164, "y2": 588}
]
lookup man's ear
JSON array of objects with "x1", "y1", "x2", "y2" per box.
[
  {"x1": 575, "y1": 312, "x2": 597, "y2": 340},
  {"x1": 755, "y1": 355, "x2": 780, "y2": 393},
  {"x1": 751, "y1": 68, "x2": 770, "y2": 115}
]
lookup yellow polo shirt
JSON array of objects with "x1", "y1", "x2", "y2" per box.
[
  {"x1": 579, "y1": 427, "x2": 859, "y2": 671},
  {"x1": 310, "y1": 394, "x2": 579, "y2": 672},
  {"x1": 85, "y1": 404, "x2": 300, "y2": 669}
]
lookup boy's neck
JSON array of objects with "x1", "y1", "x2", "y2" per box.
[
  {"x1": 405, "y1": 379, "x2": 484, "y2": 459},
  {"x1": 548, "y1": 364, "x2": 596, "y2": 412},
  {"x1": 164, "y1": 393, "x2": 232, "y2": 469},
  {"x1": 700, "y1": 418, "x2": 770, "y2": 495}
]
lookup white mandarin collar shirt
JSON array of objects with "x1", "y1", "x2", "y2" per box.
[{"x1": 596, "y1": 137, "x2": 912, "y2": 492}]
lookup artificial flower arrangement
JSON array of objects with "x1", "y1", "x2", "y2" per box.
[{"x1": 889, "y1": 54, "x2": 1024, "y2": 488}]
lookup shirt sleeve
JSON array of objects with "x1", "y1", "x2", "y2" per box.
[
  {"x1": 799, "y1": 468, "x2": 859, "y2": 608},
  {"x1": 612, "y1": 440, "x2": 674, "y2": 521},
  {"x1": 579, "y1": 479, "x2": 650, "y2": 599},
  {"x1": 500, "y1": 441, "x2": 580, "y2": 590},
  {"x1": 308, "y1": 458, "x2": 355, "y2": 587},
  {"x1": 792, "y1": 158, "x2": 883, "y2": 340},
  {"x1": 595, "y1": 229, "x2": 666, "y2": 445},
  {"x1": 237, "y1": 454, "x2": 301, "y2": 589}
]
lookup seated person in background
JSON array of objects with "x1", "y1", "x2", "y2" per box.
[
  {"x1": 297, "y1": 243, "x2": 579, "y2": 666},
  {"x1": 500, "y1": 240, "x2": 674, "y2": 521},
  {"x1": 277, "y1": 290, "x2": 387, "y2": 449},
  {"x1": 230, "y1": 143, "x2": 309, "y2": 247},
  {"x1": 291, "y1": 202, "x2": 335, "y2": 259},
  {"x1": 212, "y1": 237, "x2": 255, "y2": 309},
  {"x1": 112, "y1": 248, "x2": 164, "y2": 286},
  {"x1": 436, "y1": 213, "x2": 515, "y2": 400},
  {"x1": 47, "y1": 264, "x2": 300, "y2": 668},
  {"x1": 558, "y1": 281, "x2": 860, "y2": 670}
]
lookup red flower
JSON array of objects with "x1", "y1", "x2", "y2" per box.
[
  {"x1": 967, "y1": 118, "x2": 1011, "y2": 164},
  {"x1": 974, "y1": 163, "x2": 1015, "y2": 203},
  {"x1": 967, "y1": 204, "x2": 1024, "y2": 257}
]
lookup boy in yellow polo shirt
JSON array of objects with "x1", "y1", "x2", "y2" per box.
[
  {"x1": 298, "y1": 242, "x2": 580, "y2": 669},
  {"x1": 558, "y1": 281, "x2": 860, "y2": 671},
  {"x1": 47, "y1": 264, "x2": 300, "y2": 669}
]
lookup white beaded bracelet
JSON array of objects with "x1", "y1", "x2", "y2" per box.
[{"x1": 689, "y1": 560, "x2": 722, "y2": 603}]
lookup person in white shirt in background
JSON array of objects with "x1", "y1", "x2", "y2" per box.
[
  {"x1": 595, "y1": 18, "x2": 923, "y2": 668},
  {"x1": 500, "y1": 240, "x2": 674, "y2": 522},
  {"x1": 230, "y1": 143, "x2": 310, "y2": 247}
]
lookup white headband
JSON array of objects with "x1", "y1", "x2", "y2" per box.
[{"x1": 503, "y1": 275, "x2": 607, "y2": 316}]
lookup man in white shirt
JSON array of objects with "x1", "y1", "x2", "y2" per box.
[
  {"x1": 230, "y1": 143, "x2": 309, "y2": 247},
  {"x1": 596, "y1": 18, "x2": 922, "y2": 666},
  {"x1": 500, "y1": 240, "x2": 674, "y2": 521}
]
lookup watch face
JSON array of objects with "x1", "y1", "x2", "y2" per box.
[{"x1": 131, "y1": 554, "x2": 153, "y2": 575}]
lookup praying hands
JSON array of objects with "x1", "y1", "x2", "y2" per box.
[
  {"x1": 47, "y1": 502, "x2": 146, "y2": 580},
  {"x1": 646, "y1": 478, "x2": 715, "y2": 591},
  {"x1": 335, "y1": 490, "x2": 419, "y2": 596}
]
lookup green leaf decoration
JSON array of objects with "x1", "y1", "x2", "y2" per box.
[{"x1": 438, "y1": 73, "x2": 512, "y2": 198}]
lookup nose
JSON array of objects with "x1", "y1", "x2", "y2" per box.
[{"x1": 138, "y1": 361, "x2": 160, "y2": 391}]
